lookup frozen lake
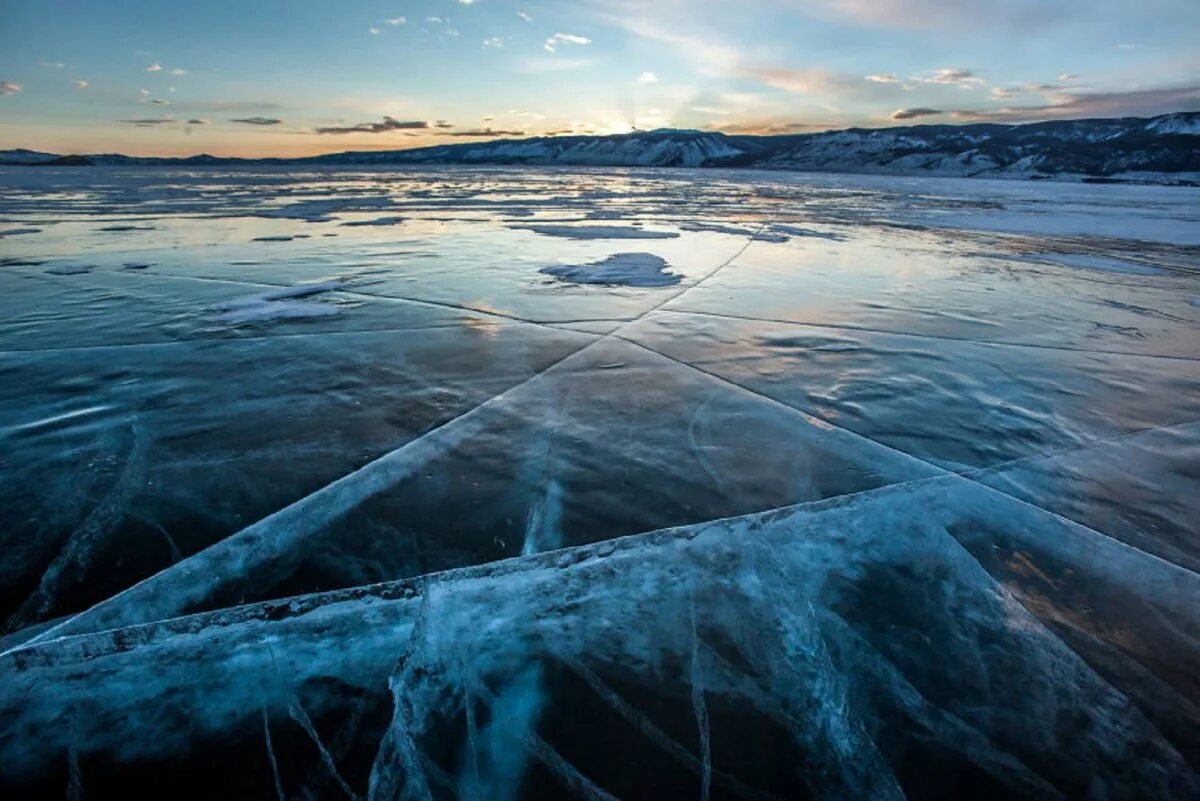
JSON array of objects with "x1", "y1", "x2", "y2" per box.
[{"x1": 1, "y1": 165, "x2": 1198, "y2": 799}]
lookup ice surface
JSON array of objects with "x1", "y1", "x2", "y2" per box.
[
  {"x1": 540, "y1": 253, "x2": 681, "y2": 287},
  {"x1": 0, "y1": 164, "x2": 1197, "y2": 798},
  {"x1": 1, "y1": 477, "x2": 1196, "y2": 799}
]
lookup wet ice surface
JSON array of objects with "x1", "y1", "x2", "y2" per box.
[{"x1": 0, "y1": 165, "x2": 1198, "y2": 799}]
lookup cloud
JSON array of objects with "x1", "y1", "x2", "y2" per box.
[
  {"x1": 440, "y1": 128, "x2": 527, "y2": 137},
  {"x1": 187, "y1": 118, "x2": 208, "y2": 125},
  {"x1": 517, "y1": 11, "x2": 532, "y2": 22},
  {"x1": 151, "y1": 98, "x2": 169, "y2": 105},
  {"x1": 865, "y1": 73, "x2": 899, "y2": 83},
  {"x1": 170, "y1": 68, "x2": 187, "y2": 76},
  {"x1": 384, "y1": 16, "x2": 406, "y2": 25},
  {"x1": 119, "y1": 118, "x2": 174, "y2": 126},
  {"x1": 742, "y1": 66, "x2": 862, "y2": 95},
  {"x1": 637, "y1": 71, "x2": 659, "y2": 83},
  {"x1": 951, "y1": 84, "x2": 1200, "y2": 122},
  {"x1": 891, "y1": 107, "x2": 944, "y2": 119},
  {"x1": 369, "y1": 27, "x2": 381, "y2": 34},
  {"x1": 73, "y1": 80, "x2": 88, "y2": 89},
  {"x1": 483, "y1": 37, "x2": 505, "y2": 48},
  {"x1": 544, "y1": 32, "x2": 591, "y2": 52},
  {"x1": 315, "y1": 116, "x2": 430, "y2": 134},
  {"x1": 40, "y1": 61, "x2": 66, "y2": 69},
  {"x1": 457, "y1": 0, "x2": 475, "y2": 4},
  {"x1": 0, "y1": 81, "x2": 21, "y2": 96},
  {"x1": 434, "y1": 120, "x2": 454, "y2": 128},
  {"x1": 146, "y1": 63, "x2": 163, "y2": 72},
  {"x1": 231, "y1": 116, "x2": 283, "y2": 125},
  {"x1": 1058, "y1": 73, "x2": 1080, "y2": 82},
  {"x1": 140, "y1": 88, "x2": 150, "y2": 96},
  {"x1": 812, "y1": 0, "x2": 1073, "y2": 32},
  {"x1": 915, "y1": 68, "x2": 984, "y2": 87},
  {"x1": 708, "y1": 119, "x2": 838, "y2": 135}
]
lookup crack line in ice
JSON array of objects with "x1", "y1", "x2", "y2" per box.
[
  {"x1": 138, "y1": 269, "x2": 643, "y2": 330},
  {"x1": 15, "y1": 214, "x2": 776, "y2": 647},
  {"x1": 656, "y1": 307, "x2": 1200, "y2": 364},
  {"x1": 560, "y1": 655, "x2": 782, "y2": 801},
  {"x1": 690, "y1": 599, "x2": 712, "y2": 801},
  {"x1": 288, "y1": 697, "x2": 361, "y2": 800},
  {"x1": 5, "y1": 416, "x2": 148, "y2": 633},
  {"x1": 615, "y1": 334, "x2": 1200, "y2": 582},
  {"x1": 369, "y1": 582, "x2": 436, "y2": 801},
  {"x1": 262, "y1": 708, "x2": 286, "y2": 801}
]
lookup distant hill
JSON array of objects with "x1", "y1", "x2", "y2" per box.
[{"x1": 3, "y1": 112, "x2": 1198, "y2": 183}]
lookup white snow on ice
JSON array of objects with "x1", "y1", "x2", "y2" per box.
[
  {"x1": 540, "y1": 253, "x2": 682, "y2": 287},
  {"x1": 213, "y1": 281, "x2": 346, "y2": 323}
]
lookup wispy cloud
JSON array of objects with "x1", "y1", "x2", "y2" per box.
[
  {"x1": 891, "y1": 107, "x2": 944, "y2": 119},
  {"x1": 369, "y1": 27, "x2": 381, "y2": 35},
  {"x1": 315, "y1": 116, "x2": 430, "y2": 134},
  {"x1": 40, "y1": 61, "x2": 66, "y2": 69},
  {"x1": 120, "y1": 117, "x2": 174, "y2": 126},
  {"x1": 636, "y1": 71, "x2": 659, "y2": 83},
  {"x1": 146, "y1": 63, "x2": 163, "y2": 72},
  {"x1": 440, "y1": 128, "x2": 527, "y2": 137},
  {"x1": 231, "y1": 116, "x2": 283, "y2": 125},
  {"x1": 151, "y1": 98, "x2": 169, "y2": 105},
  {"x1": 384, "y1": 17, "x2": 406, "y2": 25},
  {"x1": 0, "y1": 81, "x2": 21, "y2": 96},
  {"x1": 517, "y1": 11, "x2": 532, "y2": 23},
  {"x1": 865, "y1": 73, "x2": 899, "y2": 83},
  {"x1": 483, "y1": 37, "x2": 506, "y2": 48},
  {"x1": 187, "y1": 118, "x2": 209, "y2": 125},
  {"x1": 952, "y1": 84, "x2": 1200, "y2": 122},
  {"x1": 73, "y1": 79, "x2": 89, "y2": 89},
  {"x1": 544, "y1": 32, "x2": 591, "y2": 53}
]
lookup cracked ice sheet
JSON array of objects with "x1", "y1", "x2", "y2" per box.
[
  {"x1": 5, "y1": 216, "x2": 755, "y2": 326},
  {"x1": 622, "y1": 311, "x2": 1200, "y2": 472},
  {"x1": 28, "y1": 337, "x2": 941, "y2": 641},
  {"x1": 974, "y1": 421, "x2": 1200, "y2": 574},
  {"x1": 663, "y1": 226, "x2": 1200, "y2": 359},
  {"x1": 0, "y1": 323, "x2": 594, "y2": 633},
  {"x1": 286, "y1": 219, "x2": 748, "y2": 324},
  {"x1": 1, "y1": 475, "x2": 1196, "y2": 799},
  {"x1": 0, "y1": 268, "x2": 484, "y2": 351}
]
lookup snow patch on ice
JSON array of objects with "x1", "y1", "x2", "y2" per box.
[
  {"x1": 515, "y1": 224, "x2": 680, "y2": 240},
  {"x1": 340, "y1": 215, "x2": 405, "y2": 227},
  {"x1": 213, "y1": 281, "x2": 346, "y2": 324},
  {"x1": 261, "y1": 196, "x2": 396, "y2": 223},
  {"x1": 541, "y1": 253, "x2": 682, "y2": 287}
]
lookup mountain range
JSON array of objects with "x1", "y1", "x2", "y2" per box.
[{"x1": 4, "y1": 112, "x2": 1198, "y2": 183}]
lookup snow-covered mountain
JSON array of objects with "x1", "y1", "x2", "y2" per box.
[{"x1": 3, "y1": 112, "x2": 1197, "y2": 182}]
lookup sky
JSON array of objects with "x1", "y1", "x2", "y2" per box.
[{"x1": 1, "y1": 0, "x2": 1197, "y2": 157}]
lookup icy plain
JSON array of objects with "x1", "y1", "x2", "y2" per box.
[{"x1": 0, "y1": 165, "x2": 1198, "y2": 799}]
